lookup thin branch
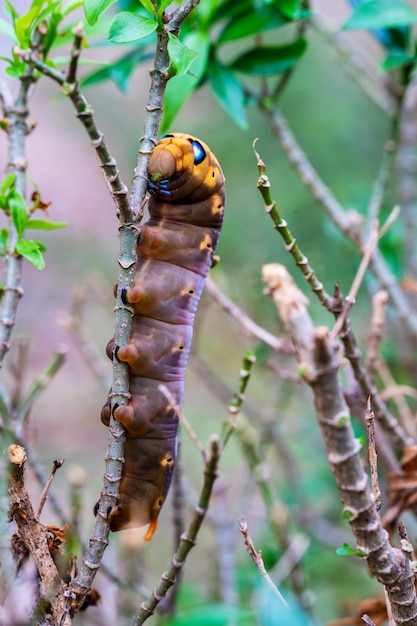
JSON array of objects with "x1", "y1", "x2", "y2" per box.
[
  {"x1": 256, "y1": 152, "x2": 413, "y2": 449},
  {"x1": 133, "y1": 436, "x2": 221, "y2": 625},
  {"x1": 36, "y1": 459, "x2": 65, "y2": 517},
  {"x1": 366, "y1": 290, "x2": 389, "y2": 381},
  {"x1": 331, "y1": 220, "x2": 380, "y2": 339},
  {"x1": 16, "y1": 49, "x2": 131, "y2": 222},
  {"x1": 263, "y1": 269, "x2": 417, "y2": 623},
  {"x1": 265, "y1": 107, "x2": 417, "y2": 342},
  {"x1": 159, "y1": 384, "x2": 207, "y2": 460},
  {"x1": 204, "y1": 275, "x2": 294, "y2": 354},
  {"x1": 366, "y1": 400, "x2": 381, "y2": 512},
  {"x1": 18, "y1": 346, "x2": 67, "y2": 423},
  {"x1": 239, "y1": 518, "x2": 288, "y2": 607},
  {"x1": 0, "y1": 65, "x2": 36, "y2": 368},
  {"x1": 66, "y1": 23, "x2": 84, "y2": 84}
]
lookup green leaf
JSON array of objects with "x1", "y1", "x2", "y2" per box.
[
  {"x1": 139, "y1": 0, "x2": 156, "y2": 16},
  {"x1": 1, "y1": 173, "x2": 16, "y2": 196},
  {"x1": 279, "y1": 0, "x2": 302, "y2": 19},
  {"x1": 109, "y1": 11, "x2": 157, "y2": 44},
  {"x1": 382, "y1": 50, "x2": 415, "y2": 70},
  {"x1": 231, "y1": 39, "x2": 307, "y2": 75},
  {"x1": 157, "y1": 0, "x2": 173, "y2": 17},
  {"x1": 62, "y1": 0, "x2": 84, "y2": 17},
  {"x1": 14, "y1": 0, "x2": 44, "y2": 47},
  {"x1": 15, "y1": 239, "x2": 45, "y2": 269},
  {"x1": 343, "y1": 0, "x2": 417, "y2": 30},
  {"x1": 161, "y1": 31, "x2": 210, "y2": 132},
  {"x1": 218, "y1": 6, "x2": 286, "y2": 43},
  {"x1": 4, "y1": 0, "x2": 19, "y2": 24},
  {"x1": 8, "y1": 190, "x2": 28, "y2": 238},
  {"x1": 161, "y1": 31, "x2": 210, "y2": 133},
  {"x1": 167, "y1": 33, "x2": 199, "y2": 77},
  {"x1": 0, "y1": 229, "x2": 8, "y2": 250},
  {"x1": 84, "y1": 0, "x2": 118, "y2": 25},
  {"x1": 0, "y1": 17, "x2": 17, "y2": 42},
  {"x1": 26, "y1": 219, "x2": 67, "y2": 230},
  {"x1": 208, "y1": 58, "x2": 247, "y2": 129},
  {"x1": 336, "y1": 542, "x2": 367, "y2": 557}
]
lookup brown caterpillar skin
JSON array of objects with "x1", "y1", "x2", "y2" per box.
[{"x1": 101, "y1": 133, "x2": 225, "y2": 539}]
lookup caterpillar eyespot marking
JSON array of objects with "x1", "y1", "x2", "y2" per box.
[{"x1": 101, "y1": 133, "x2": 225, "y2": 537}]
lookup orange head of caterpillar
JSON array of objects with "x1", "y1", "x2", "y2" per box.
[{"x1": 148, "y1": 133, "x2": 223, "y2": 203}]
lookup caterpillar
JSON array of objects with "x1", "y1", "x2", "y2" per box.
[{"x1": 101, "y1": 133, "x2": 225, "y2": 541}]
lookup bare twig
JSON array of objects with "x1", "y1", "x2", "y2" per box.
[
  {"x1": 264, "y1": 107, "x2": 417, "y2": 342},
  {"x1": 239, "y1": 517, "x2": 288, "y2": 607},
  {"x1": 18, "y1": 346, "x2": 67, "y2": 423},
  {"x1": 133, "y1": 436, "x2": 221, "y2": 625},
  {"x1": 331, "y1": 220, "x2": 380, "y2": 339},
  {"x1": 256, "y1": 150, "x2": 413, "y2": 449},
  {"x1": 36, "y1": 459, "x2": 65, "y2": 517},
  {"x1": 366, "y1": 400, "x2": 381, "y2": 512},
  {"x1": 204, "y1": 276, "x2": 294, "y2": 354},
  {"x1": 366, "y1": 290, "x2": 389, "y2": 381},
  {"x1": 159, "y1": 384, "x2": 207, "y2": 460},
  {"x1": 16, "y1": 49, "x2": 131, "y2": 222},
  {"x1": 66, "y1": 23, "x2": 84, "y2": 84}
]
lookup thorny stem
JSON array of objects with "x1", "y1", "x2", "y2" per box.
[
  {"x1": 308, "y1": 328, "x2": 417, "y2": 626},
  {"x1": 0, "y1": 67, "x2": 36, "y2": 368},
  {"x1": 133, "y1": 437, "x2": 221, "y2": 625},
  {"x1": 134, "y1": 348, "x2": 255, "y2": 623},
  {"x1": 220, "y1": 349, "x2": 256, "y2": 449},
  {"x1": 239, "y1": 517, "x2": 287, "y2": 607},
  {"x1": 254, "y1": 142, "x2": 332, "y2": 310},
  {"x1": 256, "y1": 149, "x2": 413, "y2": 450},
  {"x1": 265, "y1": 107, "x2": 417, "y2": 343}
]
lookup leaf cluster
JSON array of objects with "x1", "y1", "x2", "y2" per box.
[{"x1": 0, "y1": 174, "x2": 66, "y2": 270}]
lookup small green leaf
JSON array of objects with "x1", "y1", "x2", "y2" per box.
[
  {"x1": 26, "y1": 219, "x2": 67, "y2": 230},
  {"x1": 231, "y1": 39, "x2": 307, "y2": 75},
  {"x1": 62, "y1": 0, "x2": 84, "y2": 17},
  {"x1": 161, "y1": 31, "x2": 210, "y2": 132},
  {"x1": 0, "y1": 17, "x2": 17, "y2": 42},
  {"x1": 84, "y1": 0, "x2": 118, "y2": 25},
  {"x1": 279, "y1": 0, "x2": 303, "y2": 19},
  {"x1": 218, "y1": 6, "x2": 286, "y2": 43},
  {"x1": 109, "y1": 11, "x2": 157, "y2": 44},
  {"x1": 5, "y1": 61, "x2": 27, "y2": 78},
  {"x1": 157, "y1": 0, "x2": 173, "y2": 17},
  {"x1": 15, "y1": 239, "x2": 45, "y2": 270},
  {"x1": 208, "y1": 58, "x2": 247, "y2": 129},
  {"x1": 336, "y1": 542, "x2": 366, "y2": 557},
  {"x1": 167, "y1": 33, "x2": 199, "y2": 77},
  {"x1": 8, "y1": 190, "x2": 28, "y2": 238},
  {"x1": 1, "y1": 173, "x2": 16, "y2": 196},
  {"x1": 139, "y1": 0, "x2": 156, "y2": 16},
  {"x1": 343, "y1": 0, "x2": 417, "y2": 30},
  {"x1": 382, "y1": 50, "x2": 415, "y2": 70},
  {"x1": 0, "y1": 229, "x2": 8, "y2": 250}
]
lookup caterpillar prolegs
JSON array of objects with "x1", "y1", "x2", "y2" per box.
[{"x1": 101, "y1": 133, "x2": 225, "y2": 540}]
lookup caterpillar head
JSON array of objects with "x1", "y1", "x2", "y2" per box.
[{"x1": 148, "y1": 133, "x2": 224, "y2": 203}]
